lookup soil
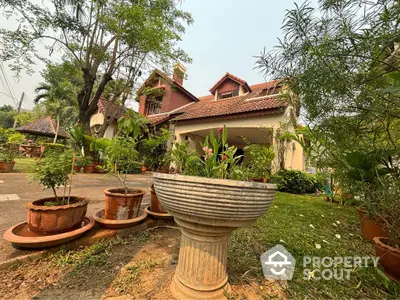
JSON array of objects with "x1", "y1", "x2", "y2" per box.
[{"x1": 0, "y1": 228, "x2": 284, "y2": 300}]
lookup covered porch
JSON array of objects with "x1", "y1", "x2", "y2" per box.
[{"x1": 173, "y1": 115, "x2": 306, "y2": 171}]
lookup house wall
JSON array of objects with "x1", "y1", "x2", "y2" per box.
[
  {"x1": 104, "y1": 122, "x2": 117, "y2": 139},
  {"x1": 139, "y1": 78, "x2": 193, "y2": 116},
  {"x1": 216, "y1": 78, "x2": 240, "y2": 94},
  {"x1": 173, "y1": 108, "x2": 306, "y2": 171},
  {"x1": 161, "y1": 85, "x2": 193, "y2": 113}
]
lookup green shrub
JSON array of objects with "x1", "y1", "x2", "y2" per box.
[{"x1": 271, "y1": 169, "x2": 319, "y2": 194}]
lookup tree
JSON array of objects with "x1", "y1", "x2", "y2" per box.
[
  {"x1": 34, "y1": 61, "x2": 81, "y2": 136},
  {"x1": 0, "y1": 0, "x2": 193, "y2": 131},
  {"x1": 256, "y1": 0, "x2": 400, "y2": 178},
  {"x1": 0, "y1": 105, "x2": 16, "y2": 128}
]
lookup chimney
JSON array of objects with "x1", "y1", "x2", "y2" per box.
[{"x1": 172, "y1": 63, "x2": 186, "y2": 86}]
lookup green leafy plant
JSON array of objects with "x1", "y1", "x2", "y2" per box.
[
  {"x1": 105, "y1": 136, "x2": 139, "y2": 193},
  {"x1": 0, "y1": 146, "x2": 16, "y2": 162},
  {"x1": 243, "y1": 143, "x2": 275, "y2": 181},
  {"x1": 30, "y1": 150, "x2": 74, "y2": 204},
  {"x1": 168, "y1": 126, "x2": 245, "y2": 180},
  {"x1": 74, "y1": 156, "x2": 92, "y2": 168},
  {"x1": 7, "y1": 132, "x2": 25, "y2": 144},
  {"x1": 271, "y1": 169, "x2": 319, "y2": 194}
]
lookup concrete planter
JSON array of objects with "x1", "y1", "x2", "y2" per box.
[{"x1": 153, "y1": 173, "x2": 277, "y2": 300}]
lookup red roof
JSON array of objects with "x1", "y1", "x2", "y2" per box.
[
  {"x1": 209, "y1": 72, "x2": 252, "y2": 95},
  {"x1": 172, "y1": 79, "x2": 285, "y2": 121},
  {"x1": 146, "y1": 114, "x2": 171, "y2": 126}
]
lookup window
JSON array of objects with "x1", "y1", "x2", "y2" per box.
[
  {"x1": 145, "y1": 96, "x2": 162, "y2": 115},
  {"x1": 217, "y1": 89, "x2": 239, "y2": 99}
]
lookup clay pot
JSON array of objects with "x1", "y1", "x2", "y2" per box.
[
  {"x1": 357, "y1": 208, "x2": 388, "y2": 241},
  {"x1": 374, "y1": 237, "x2": 400, "y2": 282},
  {"x1": 84, "y1": 164, "x2": 94, "y2": 173},
  {"x1": 0, "y1": 161, "x2": 15, "y2": 171},
  {"x1": 104, "y1": 188, "x2": 146, "y2": 220},
  {"x1": 26, "y1": 197, "x2": 88, "y2": 234},
  {"x1": 73, "y1": 165, "x2": 81, "y2": 173},
  {"x1": 150, "y1": 184, "x2": 167, "y2": 213},
  {"x1": 252, "y1": 178, "x2": 268, "y2": 183}
]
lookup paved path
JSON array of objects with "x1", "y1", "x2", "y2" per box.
[{"x1": 0, "y1": 173, "x2": 153, "y2": 262}]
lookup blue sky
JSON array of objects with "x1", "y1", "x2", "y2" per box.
[{"x1": 0, "y1": 0, "x2": 317, "y2": 110}]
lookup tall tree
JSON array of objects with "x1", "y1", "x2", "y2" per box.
[
  {"x1": 0, "y1": 0, "x2": 192, "y2": 131},
  {"x1": 256, "y1": 0, "x2": 400, "y2": 174}
]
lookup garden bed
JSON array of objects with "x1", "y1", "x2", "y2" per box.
[{"x1": 1, "y1": 193, "x2": 399, "y2": 299}]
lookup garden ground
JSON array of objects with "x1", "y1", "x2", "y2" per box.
[
  {"x1": 0, "y1": 171, "x2": 152, "y2": 263},
  {"x1": 0, "y1": 180, "x2": 399, "y2": 299}
]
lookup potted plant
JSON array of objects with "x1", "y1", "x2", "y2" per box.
[
  {"x1": 243, "y1": 143, "x2": 275, "y2": 183},
  {"x1": 103, "y1": 113, "x2": 146, "y2": 220},
  {"x1": 370, "y1": 178, "x2": 400, "y2": 282},
  {"x1": 28, "y1": 150, "x2": 88, "y2": 234},
  {"x1": 82, "y1": 157, "x2": 94, "y2": 173},
  {"x1": 94, "y1": 165, "x2": 107, "y2": 173},
  {"x1": 0, "y1": 146, "x2": 16, "y2": 171},
  {"x1": 153, "y1": 126, "x2": 277, "y2": 299},
  {"x1": 345, "y1": 151, "x2": 390, "y2": 240}
]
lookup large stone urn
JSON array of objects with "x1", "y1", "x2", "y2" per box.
[{"x1": 153, "y1": 173, "x2": 277, "y2": 300}]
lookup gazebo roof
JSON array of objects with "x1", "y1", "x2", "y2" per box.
[{"x1": 15, "y1": 116, "x2": 69, "y2": 139}]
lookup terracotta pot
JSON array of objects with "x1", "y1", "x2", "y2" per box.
[
  {"x1": 357, "y1": 208, "x2": 388, "y2": 241},
  {"x1": 0, "y1": 161, "x2": 15, "y2": 171},
  {"x1": 252, "y1": 178, "x2": 268, "y2": 183},
  {"x1": 84, "y1": 164, "x2": 94, "y2": 173},
  {"x1": 104, "y1": 188, "x2": 146, "y2": 220},
  {"x1": 73, "y1": 165, "x2": 81, "y2": 173},
  {"x1": 26, "y1": 197, "x2": 88, "y2": 234},
  {"x1": 150, "y1": 184, "x2": 167, "y2": 213},
  {"x1": 94, "y1": 167, "x2": 107, "y2": 174},
  {"x1": 374, "y1": 237, "x2": 400, "y2": 282}
]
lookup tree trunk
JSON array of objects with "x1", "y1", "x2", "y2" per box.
[{"x1": 53, "y1": 114, "x2": 60, "y2": 144}]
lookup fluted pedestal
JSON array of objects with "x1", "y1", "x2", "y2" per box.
[
  {"x1": 171, "y1": 217, "x2": 234, "y2": 299},
  {"x1": 153, "y1": 173, "x2": 277, "y2": 300}
]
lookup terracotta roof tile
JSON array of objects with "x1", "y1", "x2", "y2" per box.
[
  {"x1": 146, "y1": 114, "x2": 171, "y2": 126},
  {"x1": 172, "y1": 79, "x2": 285, "y2": 121},
  {"x1": 98, "y1": 99, "x2": 126, "y2": 120}
]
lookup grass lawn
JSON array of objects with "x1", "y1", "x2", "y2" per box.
[
  {"x1": 228, "y1": 192, "x2": 400, "y2": 299},
  {"x1": 1, "y1": 192, "x2": 399, "y2": 299},
  {"x1": 12, "y1": 157, "x2": 38, "y2": 172}
]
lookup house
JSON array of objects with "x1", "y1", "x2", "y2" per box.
[
  {"x1": 89, "y1": 99, "x2": 126, "y2": 139},
  {"x1": 139, "y1": 64, "x2": 306, "y2": 171}
]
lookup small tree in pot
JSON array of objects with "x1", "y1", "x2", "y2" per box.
[
  {"x1": 28, "y1": 150, "x2": 88, "y2": 234},
  {"x1": 0, "y1": 146, "x2": 16, "y2": 171},
  {"x1": 102, "y1": 111, "x2": 146, "y2": 220}
]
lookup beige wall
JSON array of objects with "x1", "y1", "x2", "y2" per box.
[
  {"x1": 104, "y1": 122, "x2": 117, "y2": 139},
  {"x1": 174, "y1": 108, "x2": 306, "y2": 171}
]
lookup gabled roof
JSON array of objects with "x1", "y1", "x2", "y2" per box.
[
  {"x1": 138, "y1": 69, "x2": 199, "y2": 103},
  {"x1": 98, "y1": 99, "x2": 126, "y2": 120},
  {"x1": 15, "y1": 116, "x2": 69, "y2": 139},
  {"x1": 209, "y1": 72, "x2": 252, "y2": 95},
  {"x1": 172, "y1": 79, "x2": 285, "y2": 122}
]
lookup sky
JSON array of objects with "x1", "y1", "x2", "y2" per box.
[{"x1": 0, "y1": 0, "x2": 318, "y2": 111}]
